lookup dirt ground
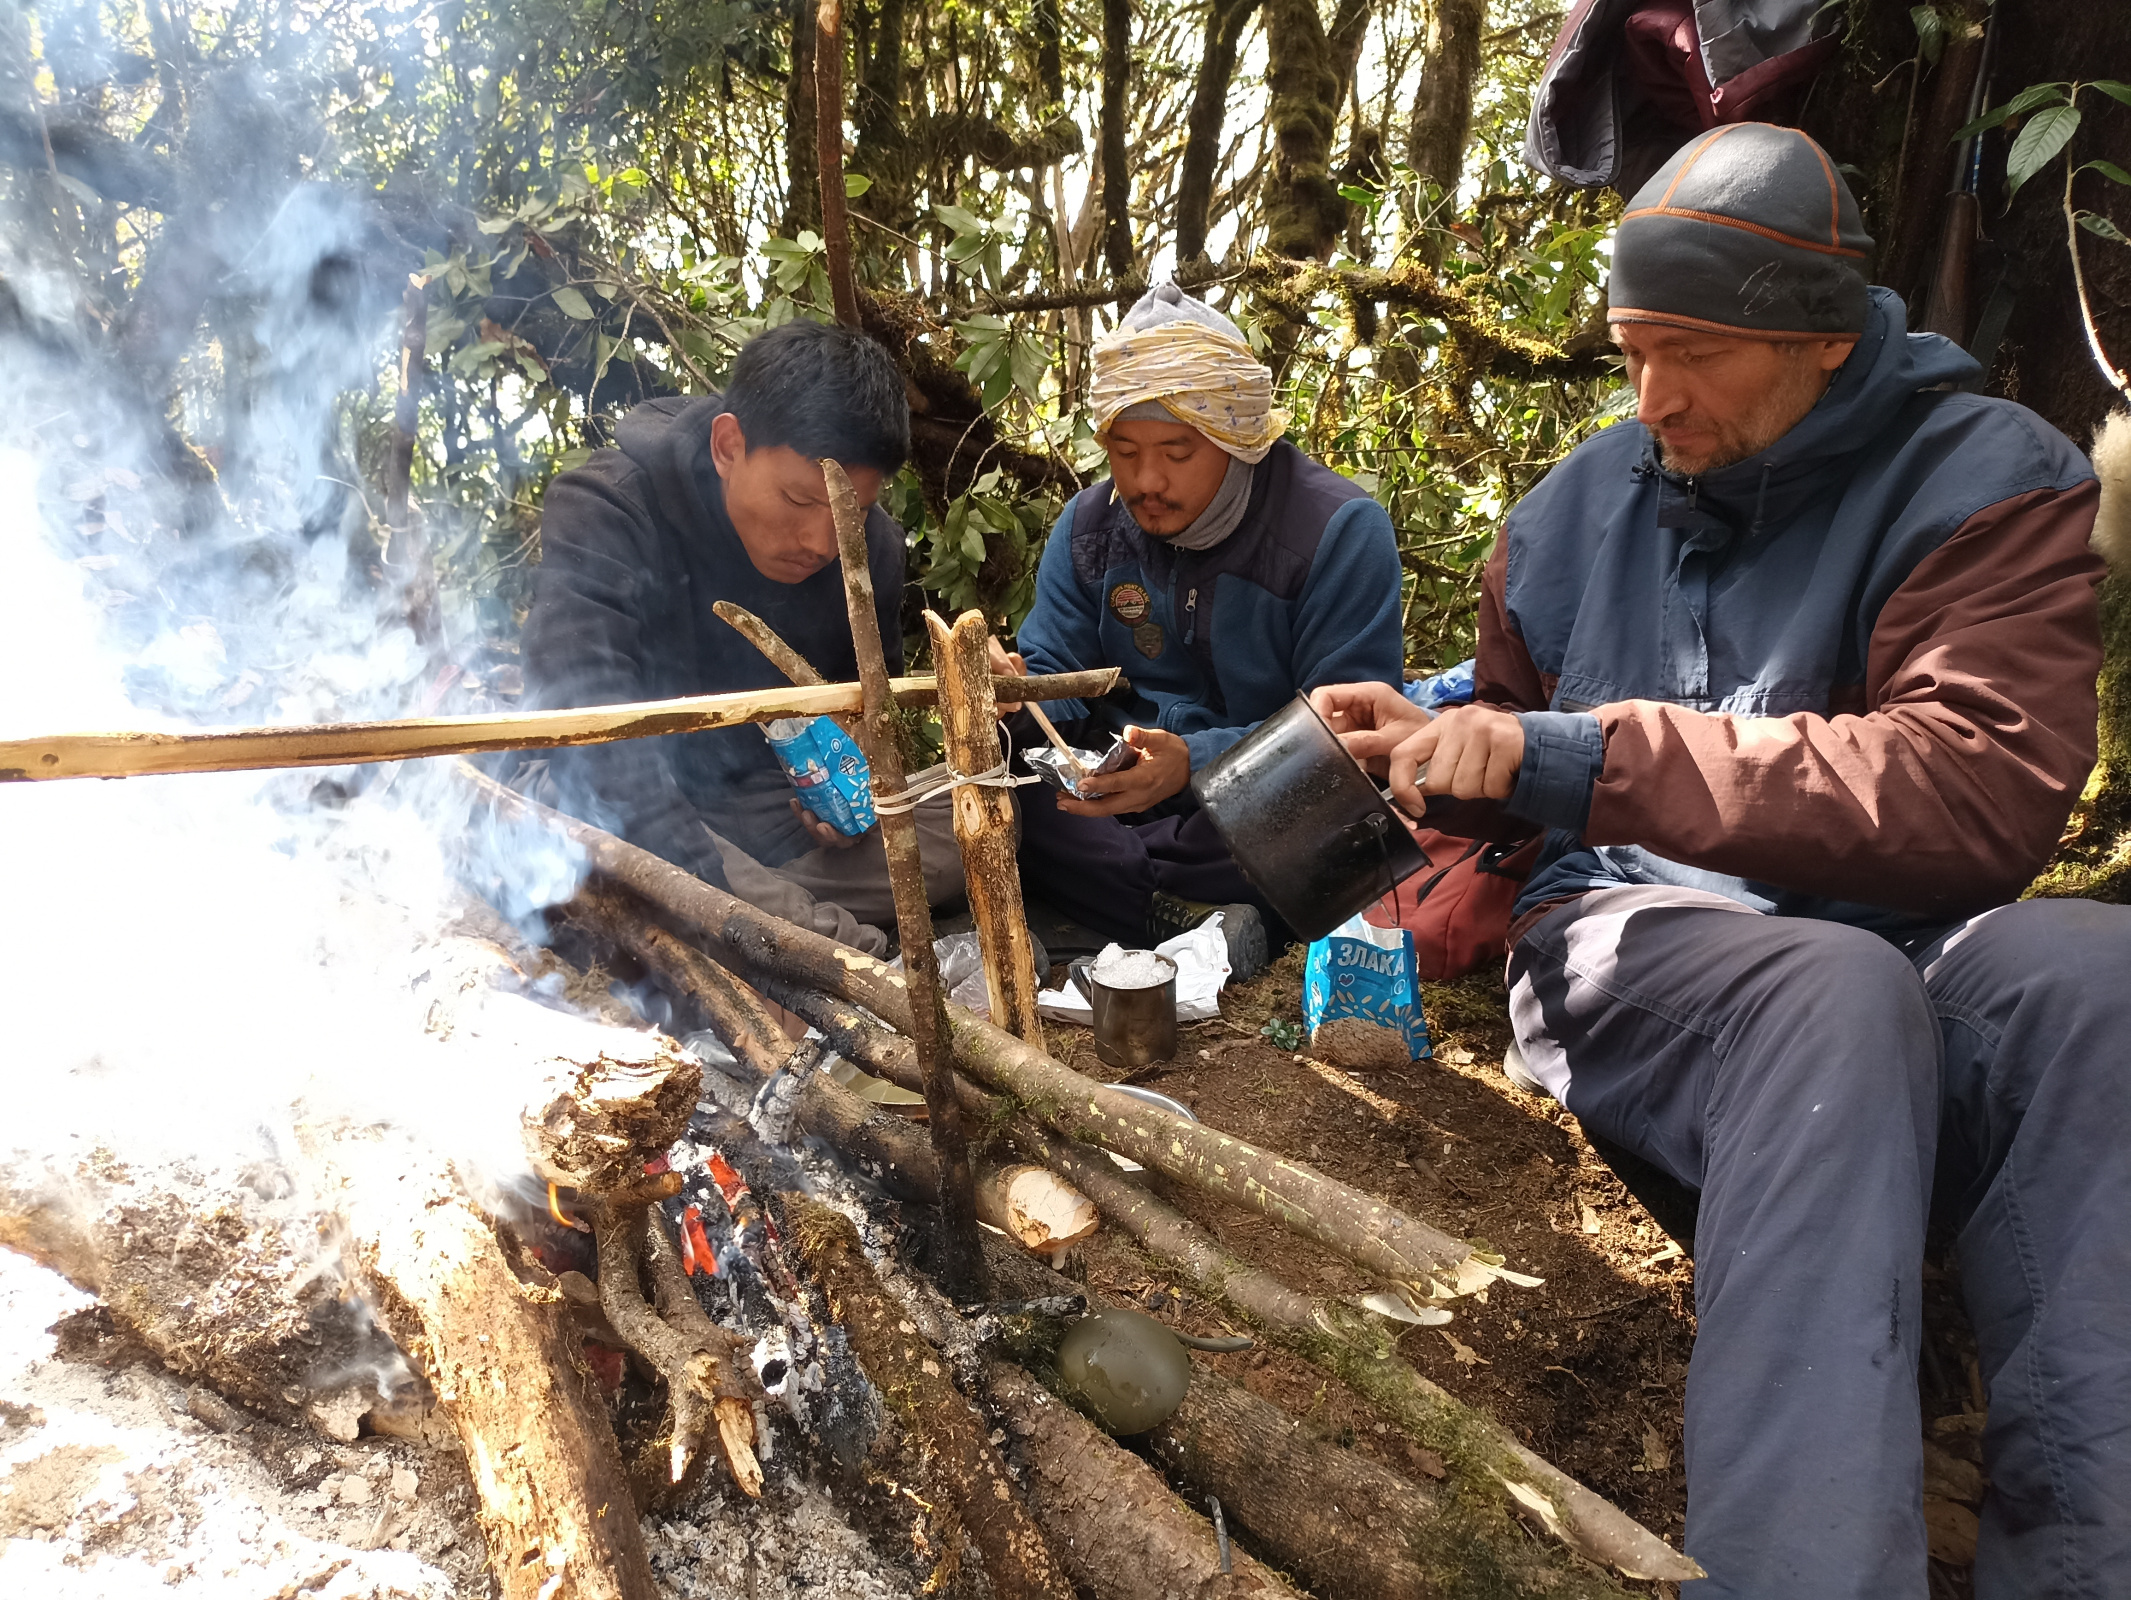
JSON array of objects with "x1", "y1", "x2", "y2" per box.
[{"x1": 1046, "y1": 950, "x2": 1698, "y2": 1554}]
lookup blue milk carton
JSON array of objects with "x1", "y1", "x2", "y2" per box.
[
  {"x1": 1302, "y1": 913, "x2": 1432, "y2": 1068},
  {"x1": 764, "y1": 717, "x2": 877, "y2": 836}
]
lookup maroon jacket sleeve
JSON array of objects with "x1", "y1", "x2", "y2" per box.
[
  {"x1": 1584, "y1": 482, "x2": 2105, "y2": 916},
  {"x1": 1474, "y1": 534, "x2": 1552, "y2": 713}
]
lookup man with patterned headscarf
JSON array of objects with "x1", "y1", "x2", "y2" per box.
[{"x1": 992, "y1": 284, "x2": 1403, "y2": 974}]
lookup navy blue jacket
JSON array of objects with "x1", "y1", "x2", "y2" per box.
[
  {"x1": 522, "y1": 395, "x2": 905, "y2": 884},
  {"x1": 1484, "y1": 290, "x2": 2104, "y2": 931},
  {"x1": 1016, "y1": 441, "x2": 1404, "y2": 769}
]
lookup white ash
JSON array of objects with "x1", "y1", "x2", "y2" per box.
[
  {"x1": 1090, "y1": 946, "x2": 1176, "y2": 991},
  {"x1": 0, "y1": 1249, "x2": 480, "y2": 1599}
]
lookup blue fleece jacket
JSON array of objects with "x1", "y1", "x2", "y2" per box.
[{"x1": 1015, "y1": 440, "x2": 1404, "y2": 769}]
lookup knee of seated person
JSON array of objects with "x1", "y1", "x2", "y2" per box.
[
  {"x1": 1734, "y1": 918, "x2": 1936, "y2": 1050},
  {"x1": 1929, "y1": 896, "x2": 2131, "y2": 996}
]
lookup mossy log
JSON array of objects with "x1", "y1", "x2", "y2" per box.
[
  {"x1": 791, "y1": 1201, "x2": 1077, "y2": 1600},
  {"x1": 981, "y1": 1359, "x2": 1302, "y2": 1600}
]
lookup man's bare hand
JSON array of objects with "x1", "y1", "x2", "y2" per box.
[
  {"x1": 1057, "y1": 724, "x2": 1190, "y2": 817},
  {"x1": 1310, "y1": 681, "x2": 1432, "y2": 746},
  {"x1": 791, "y1": 797, "x2": 866, "y2": 850},
  {"x1": 987, "y1": 638, "x2": 1028, "y2": 712},
  {"x1": 1310, "y1": 682, "x2": 1524, "y2": 814}
]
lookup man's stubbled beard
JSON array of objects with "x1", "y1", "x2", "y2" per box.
[{"x1": 1655, "y1": 349, "x2": 1835, "y2": 478}]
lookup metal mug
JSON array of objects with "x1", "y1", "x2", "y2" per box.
[{"x1": 1070, "y1": 953, "x2": 1180, "y2": 1070}]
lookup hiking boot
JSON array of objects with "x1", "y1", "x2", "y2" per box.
[
  {"x1": 1501, "y1": 1037, "x2": 1546, "y2": 1094},
  {"x1": 1146, "y1": 891, "x2": 1268, "y2": 982}
]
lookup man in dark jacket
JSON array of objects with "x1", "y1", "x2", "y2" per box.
[
  {"x1": 995, "y1": 286, "x2": 1405, "y2": 971},
  {"x1": 1317, "y1": 124, "x2": 2124, "y2": 1598},
  {"x1": 523, "y1": 321, "x2": 963, "y2": 954}
]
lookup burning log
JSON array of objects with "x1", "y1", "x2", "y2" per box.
[
  {"x1": 0, "y1": 668, "x2": 1120, "y2": 783},
  {"x1": 823, "y1": 456, "x2": 985, "y2": 1298},
  {"x1": 298, "y1": 1120, "x2": 662, "y2": 1600},
  {"x1": 578, "y1": 883, "x2": 1097, "y2": 1259},
  {"x1": 517, "y1": 1033, "x2": 765, "y2": 1503}
]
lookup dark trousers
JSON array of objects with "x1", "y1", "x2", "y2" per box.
[
  {"x1": 1507, "y1": 885, "x2": 2131, "y2": 1600},
  {"x1": 1015, "y1": 780, "x2": 1275, "y2": 946}
]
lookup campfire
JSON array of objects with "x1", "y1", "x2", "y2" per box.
[{"x1": 0, "y1": 467, "x2": 1699, "y2": 1598}]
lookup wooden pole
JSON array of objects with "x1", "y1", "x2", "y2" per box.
[
  {"x1": 822, "y1": 459, "x2": 986, "y2": 1297},
  {"x1": 924, "y1": 607, "x2": 1047, "y2": 1048},
  {"x1": 0, "y1": 669, "x2": 1119, "y2": 783},
  {"x1": 814, "y1": 0, "x2": 861, "y2": 329}
]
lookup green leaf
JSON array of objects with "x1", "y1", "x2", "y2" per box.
[
  {"x1": 552, "y1": 285, "x2": 596, "y2": 320},
  {"x1": 933, "y1": 203, "x2": 983, "y2": 236},
  {"x1": 1910, "y1": 5, "x2": 1946, "y2": 68},
  {"x1": 555, "y1": 446, "x2": 592, "y2": 472},
  {"x1": 450, "y1": 339, "x2": 508, "y2": 376},
  {"x1": 2087, "y1": 80, "x2": 2131, "y2": 108},
  {"x1": 2083, "y1": 160, "x2": 2131, "y2": 185},
  {"x1": 1337, "y1": 183, "x2": 1376, "y2": 205},
  {"x1": 959, "y1": 524, "x2": 987, "y2": 565},
  {"x1": 476, "y1": 214, "x2": 516, "y2": 235},
  {"x1": 843, "y1": 173, "x2": 873, "y2": 197},
  {"x1": 2006, "y1": 103, "x2": 2082, "y2": 197},
  {"x1": 1953, "y1": 81, "x2": 2069, "y2": 140},
  {"x1": 2078, "y1": 211, "x2": 2131, "y2": 245}
]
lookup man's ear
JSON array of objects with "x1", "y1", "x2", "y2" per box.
[
  {"x1": 1816, "y1": 338, "x2": 1859, "y2": 374},
  {"x1": 709, "y1": 411, "x2": 747, "y2": 480}
]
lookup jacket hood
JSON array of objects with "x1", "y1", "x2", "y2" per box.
[
  {"x1": 613, "y1": 393, "x2": 729, "y2": 542},
  {"x1": 1647, "y1": 288, "x2": 1981, "y2": 533}
]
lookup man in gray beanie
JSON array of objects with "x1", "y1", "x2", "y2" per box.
[{"x1": 1315, "y1": 123, "x2": 2125, "y2": 1598}]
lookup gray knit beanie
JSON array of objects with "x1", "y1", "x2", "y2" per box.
[
  {"x1": 1608, "y1": 123, "x2": 1874, "y2": 339},
  {"x1": 1119, "y1": 282, "x2": 1248, "y2": 343}
]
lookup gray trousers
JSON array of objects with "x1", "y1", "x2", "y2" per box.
[
  {"x1": 708, "y1": 795, "x2": 966, "y2": 957},
  {"x1": 1507, "y1": 885, "x2": 2131, "y2": 1599}
]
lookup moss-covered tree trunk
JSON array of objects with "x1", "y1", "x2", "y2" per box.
[{"x1": 1262, "y1": 0, "x2": 1349, "y2": 261}]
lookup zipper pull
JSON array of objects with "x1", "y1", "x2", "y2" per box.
[{"x1": 1184, "y1": 587, "x2": 1197, "y2": 644}]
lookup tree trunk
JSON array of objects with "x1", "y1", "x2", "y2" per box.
[
  {"x1": 1405, "y1": 0, "x2": 1487, "y2": 193},
  {"x1": 816, "y1": 0, "x2": 862, "y2": 326},
  {"x1": 1100, "y1": 0, "x2": 1134, "y2": 277},
  {"x1": 1176, "y1": 0, "x2": 1265, "y2": 266},
  {"x1": 1262, "y1": 0, "x2": 1350, "y2": 261},
  {"x1": 782, "y1": 0, "x2": 822, "y2": 237}
]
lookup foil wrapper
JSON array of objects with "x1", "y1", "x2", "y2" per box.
[{"x1": 1022, "y1": 736, "x2": 1139, "y2": 798}]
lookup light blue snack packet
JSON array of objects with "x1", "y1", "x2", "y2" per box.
[
  {"x1": 1303, "y1": 913, "x2": 1432, "y2": 1065},
  {"x1": 765, "y1": 716, "x2": 877, "y2": 836}
]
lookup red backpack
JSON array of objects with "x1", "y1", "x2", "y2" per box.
[{"x1": 1362, "y1": 830, "x2": 1545, "y2": 982}]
